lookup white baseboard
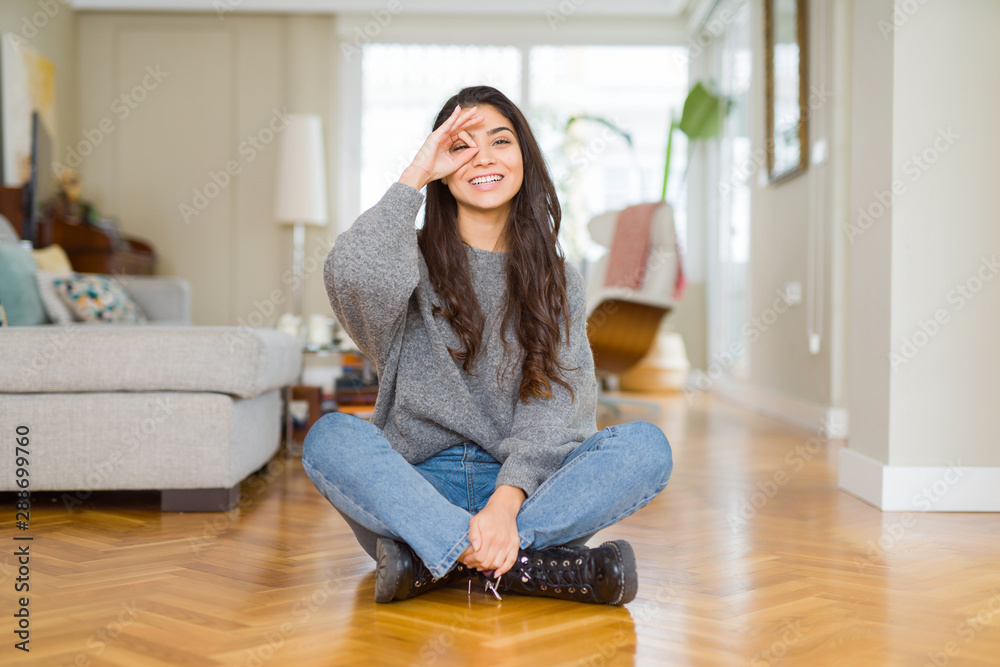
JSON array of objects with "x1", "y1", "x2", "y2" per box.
[
  {"x1": 839, "y1": 447, "x2": 1000, "y2": 512},
  {"x1": 703, "y1": 374, "x2": 849, "y2": 439}
]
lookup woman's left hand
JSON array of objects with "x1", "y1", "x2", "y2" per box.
[{"x1": 464, "y1": 486, "x2": 525, "y2": 578}]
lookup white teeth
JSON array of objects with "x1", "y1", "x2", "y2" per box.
[{"x1": 471, "y1": 175, "x2": 502, "y2": 185}]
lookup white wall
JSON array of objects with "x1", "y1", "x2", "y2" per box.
[
  {"x1": 839, "y1": 0, "x2": 1000, "y2": 511},
  {"x1": 846, "y1": 0, "x2": 893, "y2": 462},
  {"x1": 77, "y1": 12, "x2": 338, "y2": 326},
  {"x1": 886, "y1": 0, "x2": 1000, "y2": 467}
]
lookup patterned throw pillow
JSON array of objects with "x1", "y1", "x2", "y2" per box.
[
  {"x1": 35, "y1": 270, "x2": 77, "y2": 324},
  {"x1": 52, "y1": 274, "x2": 148, "y2": 324}
]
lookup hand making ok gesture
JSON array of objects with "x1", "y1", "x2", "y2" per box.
[{"x1": 398, "y1": 105, "x2": 484, "y2": 190}]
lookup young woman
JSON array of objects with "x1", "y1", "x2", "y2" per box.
[{"x1": 303, "y1": 86, "x2": 672, "y2": 606}]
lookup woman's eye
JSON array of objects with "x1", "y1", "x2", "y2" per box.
[
  {"x1": 451, "y1": 144, "x2": 467, "y2": 152},
  {"x1": 495, "y1": 138, "x2": 511, "y2": 146}
]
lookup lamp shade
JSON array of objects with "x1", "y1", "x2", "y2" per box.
[{"x1": 274, "y1": 114, "x2": 328, "y2": 226}]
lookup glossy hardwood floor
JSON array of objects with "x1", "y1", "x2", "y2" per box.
[{"x1": 3, "y1": 392, "x2": 1000, "y2": 666}]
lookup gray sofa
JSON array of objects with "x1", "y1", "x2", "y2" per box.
[{"x1": 0, "y1": 218, "x2": 302, "y2": 511}]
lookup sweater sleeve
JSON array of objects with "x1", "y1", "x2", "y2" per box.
[
  {"x1": 493, "y1": 264, "x2": 599, "y2": 497},
  {"x1": 324, "y1": 182, "x2": 425, "y2": 370}
]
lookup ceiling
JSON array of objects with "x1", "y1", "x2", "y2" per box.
[{"x1": 67, "y1": 0, "x2": 695, "y2": 18}]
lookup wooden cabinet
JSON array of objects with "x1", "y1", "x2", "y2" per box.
[{"x1": 0, "y1": 186, "x2": 156, "y2": 275}]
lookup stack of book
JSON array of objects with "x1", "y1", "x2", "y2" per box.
[{"x1": 334, "y1": 350, "x2": 379, "y2": 420}]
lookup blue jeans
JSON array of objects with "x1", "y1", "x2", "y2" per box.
[{"x1": 302, "y1": 413, "x2": 672, "y2": 579}]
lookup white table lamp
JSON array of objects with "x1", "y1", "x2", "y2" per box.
[{"x1": 275, "y1": 114, "x2": 328, "y2": 317}]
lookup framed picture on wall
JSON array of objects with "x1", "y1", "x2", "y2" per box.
[
  {"x1": 764, "y1": 0, "x2": 808, "y2": 184},
  {"x1": 0, "y1": 32, "x2": 57, "y2": 187}
]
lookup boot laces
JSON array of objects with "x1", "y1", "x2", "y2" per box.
[{"x1": 516, "y1": 550, "x2": 589, "y2": 592}]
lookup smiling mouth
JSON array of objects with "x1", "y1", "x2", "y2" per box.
[{"x1": 469, "y1": 174, "x2": 503, "y2": 185}]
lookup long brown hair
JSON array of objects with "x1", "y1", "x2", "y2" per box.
[{"x1": 417, "y1": 86, "x2": 578, "y2": 404}]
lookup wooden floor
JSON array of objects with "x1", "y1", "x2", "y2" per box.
[{"x1": 3, "y1": 392, "x2": 1000, "y2": 666}]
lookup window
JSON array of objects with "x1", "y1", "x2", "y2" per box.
[
  {"x1": 359, "y1": 44, "x2": 521, "y2": 219},
  {"x1": 358, "y1": 42, "x2": 688, "y2": 270},
  {"x1": 529, "y1": 45, "x2": 688, "y2": 264},
  {"x1": 711, "y1": 2, "x2": 753, "y2": 378}
]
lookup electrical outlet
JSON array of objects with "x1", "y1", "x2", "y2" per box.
[{"x1": 812, "y1": 138, "x2": 828, "y2": 165}]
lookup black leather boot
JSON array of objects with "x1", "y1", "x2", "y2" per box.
[
  {"x1": 481, "y1": 540, "x2": 638, "y2": 605},
  {"x1": 374, "y1": 537, "x2": 465, "y2": 603}
]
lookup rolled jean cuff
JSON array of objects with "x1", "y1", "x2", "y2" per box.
[{"x1": 431, "y1": 533, "x2": 472, "y2": 579}]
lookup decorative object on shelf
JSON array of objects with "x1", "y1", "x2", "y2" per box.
[
  {"x1": 335, "y1": 350, "x2": 378, "y2": 406},
  {"x1": 41, "y1": 169, "x2": 98, "y2": 228},
  {"x1": 274, "y1": 114, "x2": 328, "y2": 318},
  {"x1": 764, "y1": 0, "x2": 808, "y2": 183},
  {"x1": 277, "y1": 312, "x2": 303, "y2": 340},
  {"x1": 32, "y1": 167, "x2": 156, "y2": 274},
  {"x1": 306, "y1": 313, "x2": 334, "y2": 349}
]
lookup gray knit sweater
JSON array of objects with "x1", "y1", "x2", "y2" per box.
[{"x1": 323, "y1": 182, "x2": 598, "y2": 496}]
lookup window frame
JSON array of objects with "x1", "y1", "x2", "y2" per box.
[{"x1": 334, "y1": 13, "x2": 688, "y2": 236}]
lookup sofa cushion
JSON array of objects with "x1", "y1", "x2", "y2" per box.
[
  {"x1": 32, "y1": 244, "x2": 73, "y2": 274},
  {"x1": 0, "y1": 213, "x2": 17, "y2": 244},
  {"x1": 53, "y1": 273, "x2": 148, "y2": 323},
  {"x1": 0, "y1": 389, "x2": 283, "y2": 491},
  {"x1": 0, "y1": 244, "x2": 47, "y2": 326},
  {"x1": 0, "y1": 325, "x2": 302, "y2": 399}
]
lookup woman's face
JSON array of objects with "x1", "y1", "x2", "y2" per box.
[{"x1": 441, "y1": 104, "x2": 524, "y2": 218}]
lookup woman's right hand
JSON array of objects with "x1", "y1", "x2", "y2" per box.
[{"x1": 398, "y1": 105, "x2": 483, "y2": 190}]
